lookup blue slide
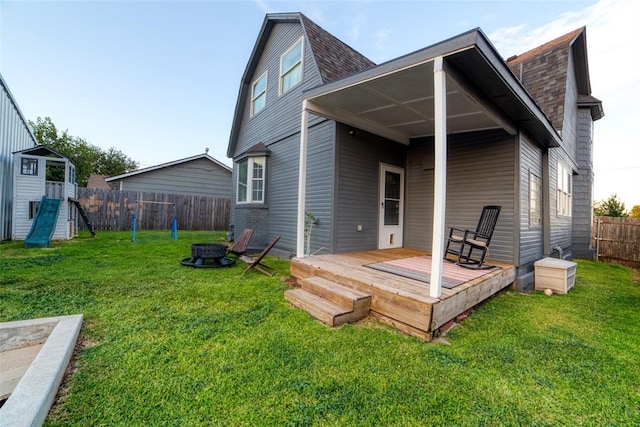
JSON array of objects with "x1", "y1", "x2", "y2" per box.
[{"x1": 24, "y1": 196, "x2": 61, "y2": 248}]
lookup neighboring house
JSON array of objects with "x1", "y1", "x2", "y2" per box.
[
  {"x1": 0, "y1": 73, "x2": 37, "y2": 240},
  {"x1": 227, "y1": 13, "x2": 603, "y2": 292},
  {"x1": 86, "y1": 174, "x2": 113, "y2": 189},
  {"x1": 105, "y1": 153, "x2": 232, "y2": 198},
  {"x1": 12, "y1": 146, "x2": 78, "y2": 241}
]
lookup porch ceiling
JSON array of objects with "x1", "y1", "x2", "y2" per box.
[
  {"x1": 306, "y1": 59, "x2": 506, "y2": 145},
  {"x1": 303, "y1": 29, "x2": 561, "y2": 148}
]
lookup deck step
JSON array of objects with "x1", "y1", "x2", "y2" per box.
[
  {"x1": 299, "y1": 276, "x2": 371, "y2": 313},
  {"x1": 285, "y1": 283, "x2": 370, "y2": 327}
]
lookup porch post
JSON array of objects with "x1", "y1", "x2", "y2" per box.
[
  {"x1": 296, "y1": 100, "x2": 310, "y2": 258},
  {"x1": 430, "y1": 57, "x2": 447, "y2": 298}
]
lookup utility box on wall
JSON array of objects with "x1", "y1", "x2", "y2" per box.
[{"x1": 534, "y1": 258, "x2": 577, "y2": 294}]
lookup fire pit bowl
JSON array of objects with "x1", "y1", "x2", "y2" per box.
[
  {"x1": 180, "y1": 243, "x2": 236, "y2": 268},
  {"x1": 190, "y1": 243, "x2": 228, "y2": 259}
]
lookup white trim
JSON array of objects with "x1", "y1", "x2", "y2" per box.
[
  {"x1": 250, "y1": 70, "x2": 268, "y2": 116},
  {"x1": 279, "y1": 37, "x2": 304, "y2": 96},
  {"x1": 296, "y1": 101, "x2": 309, "y2": 258},
  {"x1": 236, "y1": 156, "x2": 265, "y2": 204},
  {"x1": 378, "y1": 163, "x2": 404, "y2": 249},
  {"x1": 429, "y1": 56, "x2": 447, "y2": 299}
]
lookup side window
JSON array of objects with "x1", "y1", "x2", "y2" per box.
[
  {"x1": 280, "y1": 38, "x2": 303, "y2": 95},
  {"x1": 21, "y1": 158, "x2": 38, "y2": 175},
  {"x1": 251, "y1": 71, "x2": 267, "y2": 116},
  {"x1": 29, "y1": 201, "x2": 40, "y2": 219},
  {"x1": 556, "y1": 162, "x2": 572, "y2": 217},
  {"x1": 529, "y1": 172, "x2": 542, "y2": 227},
  {"x1": 236, "y1": 156, "x2": 266, "y2": 204}
]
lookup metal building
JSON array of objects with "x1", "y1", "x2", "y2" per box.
[{"x1": 0, "y1": 73, "x2": 37, "y2": 240}]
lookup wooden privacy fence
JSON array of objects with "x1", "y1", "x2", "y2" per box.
[
  {"x1": 78, "y1": 188, "x2": 230, "y2": 232},
  {"x1": 592, "y1": 216, "x2": 640, "y2": 266}
]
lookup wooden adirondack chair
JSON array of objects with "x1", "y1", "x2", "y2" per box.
[
  {"x1": 239, "y1": 236, "x2": 281, "y2": 276},
  {"x1": 444, "y1": 206, "x2": 501, "y2": 268},
  {"x1": 227, "y1": 228, "x2": 254, "y2": 258}
]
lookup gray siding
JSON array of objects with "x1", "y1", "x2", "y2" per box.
[
  {"x1": 548, "y1": 55, "x2": 580, "y2": 256},
  {"x1": 572, "y1": 108, "x2": 595, "y2": 258},
  {"x1": 406, "y1": 130, "x2": 516, "y2": 264},
  {"x1": 230, "y1": 20, "x2": 329, "y2": 254},
  {"x1": 231, "y1": 120, "x2": 335, "y2": 255},
  {"x1": 548, "y1": 147, "x2": 574, "y2": 253},
  {"x1": 519, "y1": 134, "x2": 544, "y2": 265},
  {"x1": 561, "y1": 53, "x2": 578, "y2": 161},
  {"x1": 115, "y1": 158, "x2": 231, "y2": 198},
  {"x1": 0, "y1": 76, "x2": 37, "y2": 240},
  {"x1": 334, "y1": 124, "x2": 406, "y2": 253},
  {"x1": 405, "y1": 141, "x2": 434, "y2": 250},
  {"x1": 232, "y1": 22, "x2": 324, "y2": 158}
]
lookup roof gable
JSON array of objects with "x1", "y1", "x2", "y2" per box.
[
  {"x1": 299, "y1": 14, "x2": 375, "y2": 84},
  {"x1": 507, "y1": 27, "x2": 602, "y2": 129},
  {"x1": 13, "y1": 146, "x2": 68, "y2": 159},
  {"x1": 227, "y1": 13, "x2": 374, "y2": 157},
  {"x1": 106, "y1": 153, "x2": 231, "y2": 182}
]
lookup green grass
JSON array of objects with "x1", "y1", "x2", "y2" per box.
[{"x1": 1, "y1": 231, "x2": 639, "y2": 426}]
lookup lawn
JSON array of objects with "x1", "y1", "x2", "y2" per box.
[{"x1": 1, "y1": 231, "x2": 639, "y2": 426}]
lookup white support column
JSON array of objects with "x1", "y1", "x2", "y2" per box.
[
  {"x1": 296, "y1": 100, "x2": 310, "y2": 258},
  {"x1": 430, "y1": 57, "x2": 447, "y2": 298}
]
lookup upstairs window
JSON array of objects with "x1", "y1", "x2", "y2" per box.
[
  {"x1": 557, "y1": 162, "x2": 572, "y2": 217},
  {"x1": 21, "y1": 158, "x2": 38, "y2": 175},
  {"x1": 237, "y1": 156, "x2": 265, "y2": 204},
  {"x1": 280, "y1": 38, "x2": 303, "y2": 95},
  {"x1": 251, "y1": 71, "x2": 267, "y2": 116}
]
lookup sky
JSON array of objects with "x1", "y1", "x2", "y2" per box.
[{"x1": 1, "y1": 0, "x2": 638, "y2": 207}]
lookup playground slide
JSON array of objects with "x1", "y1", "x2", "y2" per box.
[{"x1": 24, "y1": 197, "x2": 61, "y2": 248}]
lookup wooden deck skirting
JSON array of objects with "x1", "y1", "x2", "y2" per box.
[{"x1": 290, "y1": 249, "x2": 516, "y2": 340}]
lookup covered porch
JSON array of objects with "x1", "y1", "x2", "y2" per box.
[
  {"x1": 288, "y1": 249, "x2": 516, "y2": 340},
  {"x1": 295, "y1": 29, "x2": 559, "y2": 299}
]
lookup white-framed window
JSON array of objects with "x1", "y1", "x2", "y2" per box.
[
  {"x1": 279, "y1": 38, "x2": 303, "y2": 95},
  {"x1": 557, "y1": 162, "x2": 572, "y2": 217},
  {"x1": 237, "y1": 156, "x2": 265, "y2": 204},
  {"x1": 251, "y1": 71, "x2": 267, "y2": 116},
  {"x1": 529, "y1": 172, "x2": 542, "y2": 227},
  {"x1": 21, "y1": 158, "x2": 38, "y2": 175}
]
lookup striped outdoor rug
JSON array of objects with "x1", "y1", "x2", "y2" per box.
[{"x1": 366, "y1": 256, "x2": 497, "y2": 289}]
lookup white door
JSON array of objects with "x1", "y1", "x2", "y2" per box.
[{"x1": 378, "y1": 163, "x2": 404, "y2": 249}]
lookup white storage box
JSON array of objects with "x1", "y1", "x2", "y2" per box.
[{"x1": 534, "y1": 258, "x2": 577, "y2": 294}]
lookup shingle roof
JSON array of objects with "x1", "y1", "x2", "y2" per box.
[
  {"x1": 506, "y1": 28, "x2": 584, "y2": 132},
  {"x1": 86, "y1": 174, "x2": 112, "y2": 189},
  {"x1": 300, "y1": 14, "x2": 375, "y2": 84}
]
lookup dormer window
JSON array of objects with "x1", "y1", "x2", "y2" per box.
[
  {"x1": 280, "y1": 38, "x2": 303, "y2": 95},
  {"x1": 251, "y1": 71, "x2": 267, "y2": 116}
]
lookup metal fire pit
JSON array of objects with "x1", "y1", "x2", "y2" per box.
[{"x1": 180, "y1": 243, "x2": 235, "y2": 268}]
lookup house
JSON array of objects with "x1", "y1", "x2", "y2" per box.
[
  {"x1": 12, "y1": 146, "x2": 79, "y2": 242},
  {"x1": 105, "y1": 152, "x2": 232, "y2": 198},
  {"x1": 228, "y1": 13, "x2": 602, "y2": 290},
  {"x1": 0, "y1": 73, "x2": 38, "y2": 240},
  {"x1": 86, "y1": 174, "x2": 113, "y2": 189}
]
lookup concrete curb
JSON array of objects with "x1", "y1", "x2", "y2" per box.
[{"x1": 0, "y1": 314, "x2": 83, "y2": 427}]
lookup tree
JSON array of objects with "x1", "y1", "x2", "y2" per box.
[
  {"x1": 630, "y1": 205, "x2": 640, "y2": 218},
  {"x1": 593, "y1": 194, "x2": 628, "y2": 217},
  {"x1": 29, "y1": 117, "x2": 138, "y2": 186}
]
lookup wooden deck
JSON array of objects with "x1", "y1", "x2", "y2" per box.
[{"x1": 289, "y1": 248, "x2": 516, "y2": 340}]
